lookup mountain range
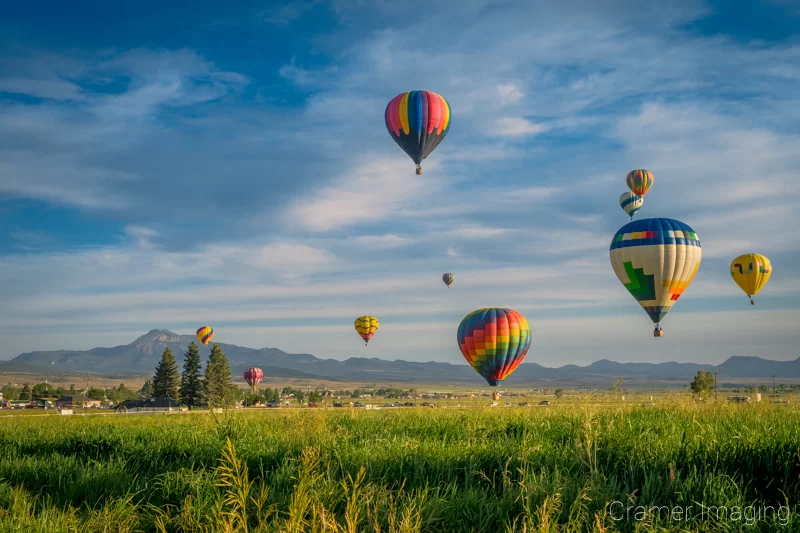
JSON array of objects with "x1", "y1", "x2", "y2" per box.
[{"x1": 1, "y1": 329, "x2": 798, "y2": 387}]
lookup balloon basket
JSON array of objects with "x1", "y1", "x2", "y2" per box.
[
  {"x1": 653, "y1": 328, "x2": 664, "y2": 337},
  {"x1": 415, "y1": 167, "x2": 422, "y2": 175}
]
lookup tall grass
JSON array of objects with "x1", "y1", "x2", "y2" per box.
[{"x1": 0, "y1": 401, "x2": 797, "y2": 532}]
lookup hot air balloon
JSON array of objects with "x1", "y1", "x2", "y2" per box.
[
  {"x1": 626, "y1": 169, "x2": 654, "y2": 198},
  {"x1": 619, "y1": 192, "x2": 643, "y2": 220},
  {"x1": 244, "y1": 367, "x2": 264, "y2": 394},
  {"x1": 385, "y1": 90, "x2": 451, "y2": 175},
  {"x1": 457, "y1": 308, "x2": 531, "y2": 386},
  {"x1": 196, "y1": 326, "x2": 215, "y2": 345},
  {"x1": 442, "y1": 273, "x2": 455, "y2": 288},
  {"x1": 610, "y1": 218, "x2": 701, "y2": 337},
  {"x1": 730, "y1": 253, "x2": 772, "y2": 305},
  {"x1": 354, "y1": 316, "x2": 379, "y2": 346}
]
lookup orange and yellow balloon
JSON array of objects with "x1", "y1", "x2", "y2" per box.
[
  {"x1": 354, "y1": 316, "x2": 379, "y2": 346},
  {"x1": 196, "y1": 326, "x2": 215, "y2": 345},
  {"x1": 626, "y1": 169, "x2": 654, "y2": 197},
  {"x1": 730, "y1": 254, "x2": 772, "y2": 305}
]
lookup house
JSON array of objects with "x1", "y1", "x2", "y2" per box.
[
  {"x1": 115, "y1": 397, "x2": 187, "y2": 413},
  {"x1": 54, "y1": 396, "x2": 78, "y2": 408}
]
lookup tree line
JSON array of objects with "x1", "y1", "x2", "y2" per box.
[
  {"x1": 150, "y1": 341, "x2": 238, "y2": 409},
  {"x1": 1, "y1": 382, "x2": 139, "y2": 403}
]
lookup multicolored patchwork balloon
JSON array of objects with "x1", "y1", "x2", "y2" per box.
[
  {"x1": 619, "y1": 192, "x2": 643, "y2": 220},
  {"x1": 626, "y1": 169, "x2": 654, "y2": 197},
  {"x1": 385, "y1": 90, "x2": 451, "y2": 174},
  {"x1": 730, "y1": 253, "x2": 772, "y2": 305},
  {"x1": 196, "y1": 326, "x2": 215, "y2": 345},
  {"x1": 354, "y1": 316, "x2": 379, "y2": 346},
  {"x1": 442, "y1": 273, "x2": 455, "y2": 288},
  {"x1": 610, "y1": 218, "x2": 702, "y2": 337},
  {"x1": 457, "y1": 308, "x2": 531, "y2": 386}
]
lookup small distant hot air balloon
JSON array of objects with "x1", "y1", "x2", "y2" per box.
[
  {"x1": 619, "y1": 192, "x2": 643, "y2": 220},
  {"x1": 442, "y1": 273, "x2": 455, "y2": 288},
  {"x1": 610, "y1": 218, "x2": 701, "y2": 337},
  {"x1": 244, "y1": 367, "x2": 264, "y2": 395},
  {"x1": 196, "y1": 326, "x2": 214, "y2": 345},
  {"x1": 730, "y1": 254, "x2": 772, "y2": 305},
  {"x1": 457, "y1": 308, "x2": 531, "y2": 386},
  {"x1": 626, "y1": 169, "x2": 654, "y2": 198},
  {"x1": 354, "y1": 316, "x2": 379, "y2": 346},
  {"x1": 385, "y1": 90, "x2": 451, "y2": 175}
]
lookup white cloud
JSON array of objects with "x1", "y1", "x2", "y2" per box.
[
  {"x1": 125, "y1": 226, "x2": 159, "y2": 249},
  {"x1": 496, "y1": 83, "x2": 524, "y2": 105},
  {"x1": 353, "y1": 234, "x2": 416, "y2": 248},
  {"x1": 290, "y1": 156, "x2": 443, "y2": 231},
  {"x1": 491, "y1": 117, "x2": 550, "y2": 137},
  {"x1": 0, "y1": 77, "x2": 84, "y2": 101}
]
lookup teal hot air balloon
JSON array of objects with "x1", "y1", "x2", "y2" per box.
[
  {"x1": 442, "y1": 273, "x2": 455, "y2": 288},
  {"x1": 457, "y1": 308, "x2": 531, "y2": 386},
  {"x1": 619, "y1": 192, "x2": 643, "y2": 220}
]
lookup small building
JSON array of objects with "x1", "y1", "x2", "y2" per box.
[
  {"x1": 115, "y1": 398, "x2": 186, "y2": 413},
  {"x1": 54, "y1": 396, "x2": 78, "y2": 409}
]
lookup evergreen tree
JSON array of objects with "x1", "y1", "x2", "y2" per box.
[
  {"x1": 19, "y1": 384, "x2": 31, "y2": 401},
  {"x1": 152, "y1": 347, "x2": 180, "y2": 400},
  {"x1": 203, "y1": 344, "x2": 234, "y2": 408},
  {"x1": 139, "y1": 379, "x2": 154, "y2": 399},
  {"x1": 179, "y1": 341, "x2": 203, "y2": 408}
]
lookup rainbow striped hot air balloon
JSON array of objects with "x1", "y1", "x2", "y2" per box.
[
  {"x1": 442, "y1": 273, "x2": 455, "y2": 288},
  {"x1": 196, "y1": 326, "x2": 214, "y2": 345},
  {"x1": 457, "y1": 308, "x2": 531, "y2": 386},
  {"x1": 730, "y1": 253, "x2": 772, "y2": 305},
  {"x1": 385, "y1": 90, "x2": 451, "y2": 175},
  {"x1": 619, "y1": 192, "x2": 643, "y2": 220},
  {"x1": 354, "y1": 316, "x2": 379, "y2": 346},
  {"x1": 626, "y1": 169, "x2": 654, "y2": 198},
  {"x1": 610, "y1": 218, "x2": 701, "y2": 337}
]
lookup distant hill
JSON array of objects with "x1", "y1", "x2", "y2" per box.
[{"x1": 3, "y1": 329, "x2": 799, "y2": 386}]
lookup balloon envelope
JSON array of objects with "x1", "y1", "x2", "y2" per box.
[
  {"x1": 196, "y1": 326, "x2": 214, "y2": 345},
  {"x1": 619, "y1": 192, "x2": 643, "y2": 219},
  {"x1": 730, "y1": 253, "x2": 771, "y2": 304},
  {"x1": 609, "y1": 218, "x2": 701, "y2": 334},
  {"x1": 457, "y1": 308, "x2": 531, "y2": 386},
  {"x1": 626, "y1": 169, "x2": 654, "y2": 197},
  {"x1": 442, "y1": 273, "x2": 455, "y2": 287},
  {"x1": 385, "y1": 90, "x2": 451, "y2": 174},
  {"x1": 244, "y1": 367, "x2": 264, "y2": 388},
  {"x1": 354, "y1": 316, "x2": 379, "y2": 346}
]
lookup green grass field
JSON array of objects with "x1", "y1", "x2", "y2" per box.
[{"x1": 0, "y1": 400, "x2": 797, "y2": 532}]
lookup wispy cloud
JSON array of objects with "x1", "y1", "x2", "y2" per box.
[{"x1": 492, "y1": 117, "x2": 549, "y2": 137}]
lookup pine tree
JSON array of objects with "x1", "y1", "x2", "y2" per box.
[
  {"x1": 179, "y1": 341, "x2": 203, "y2": 408},
  {"x1": 139, "y1": 379, "x2": 154, "y2": 399},
  {"x1": 203, "y1": 344, "x2": 235, "y2": 408},
  {"x1": 19, "y1": 384, "x2": 31, "y2": 402},
  {"x1": 152, "y1": 347, "x2": 180, "y2": 401}
]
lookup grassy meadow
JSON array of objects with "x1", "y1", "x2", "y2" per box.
[{"x1": 0, "y1": 400, "x2": 798, "y2": 532}]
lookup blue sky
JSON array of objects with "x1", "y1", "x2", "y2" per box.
[{"x1": 1, "y1": 0, "x2": 799, "y2": 366}]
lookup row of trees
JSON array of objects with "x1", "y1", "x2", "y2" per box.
[
  {"x1": 150, "y1": 342, "x2": 238, "y2": 408},
  {"x1": 2, "y1": 382, "x2": 140, "y2": 403}
]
